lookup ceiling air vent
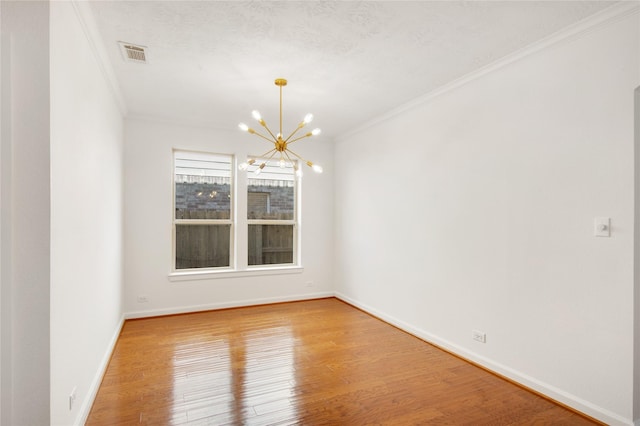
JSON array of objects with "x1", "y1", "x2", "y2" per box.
[{"x1": 118, "y1": 42, "x2": 147, "y2": 63}]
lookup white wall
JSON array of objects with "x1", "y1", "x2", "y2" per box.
[
  {"x1": 50, "y1": 2, "x2": 124, "y2": 425},
  {"x1": 634, "y1": 85, "x2": 640, "y2": 426},
  {"x1": 0, "y1": 2, "x2": 51, "y2": 424},
  {"x1": 124, "y1": 119, "x2": 333, "y2": 316},
  {"x1": 335, "y1": 9, "x2": 639, "y2": 426}
]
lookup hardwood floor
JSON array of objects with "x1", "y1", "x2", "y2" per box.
[{"x1": 87, "y1": 298, "x2": 599, "y2": 425}]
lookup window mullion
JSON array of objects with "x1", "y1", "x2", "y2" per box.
[
  {"x1": 247, "y1": 220, "x2": 296, "y2": 226},
  {"x1": 236, "y1": 155, "x2": 249, "y2": 270},
  {"x1": 175, "y1": 219, "x2": 232, "y2": 225}
]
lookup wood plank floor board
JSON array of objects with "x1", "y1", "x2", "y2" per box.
[{"x1": 86, "y1": 298, "x2": 600, "y2": 425}]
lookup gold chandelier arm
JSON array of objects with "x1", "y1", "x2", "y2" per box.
[
  {"x1": 286, "y1": 132, "x2": 313, "y2": 145},
  {"x1": 283, "y1": 147, "x2": 309, "y2": 164},
  {"x1": 283, "y1": 150, "x2": 298, "y2": 166},
  {"x1": 261, "y1": 149, "x2": 280, "y2": 165},
  {"x1": 256, "y1": 147, "x2": 278, "y2": 159},
  {"x1": 249, "y1": 128, "x2": 277, "y2": 144},
  {"x1": 283, "y1": 126, "x2": 304, "y2": 143},
  {"x1": 259, "y1": 120, "x2": 279, "y2": 141},
  {"x1": 285, "y1": 148, "x2": 320, "y2": 172},
  {"x1": 252, "y1": 148, "x2": 280, "y2": 166}
]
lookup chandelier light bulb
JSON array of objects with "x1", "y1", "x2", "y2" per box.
[
  {"x1": 254, "y1": 162, "x2": 266, "y2": 175},
  {"x1": 279, "y1": 159, "x2": 286, "y2": 168},
  {"x1": 238, "y1": 123, "x2": 249, "y2": 132},
  {"x1": 306, "y1": 161, "x2": 323, "y2": 174},
  {"x1": 311, "y1": 128, "x2": 321, "y2": 136},
  {"x1": 239, "y1": 158, "x2": 255, "y2": 171},
  {"x1": 252, "y1": 110, "x2": 262, "y2": 121},
  {"x1": 303, "y1": 113, "x2": 314, "y2": 124}
]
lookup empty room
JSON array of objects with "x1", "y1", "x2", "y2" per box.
[{"x1": 1, "y1": 0, "x2": 639, "y2": 425}]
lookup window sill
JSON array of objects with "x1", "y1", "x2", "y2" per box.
[{"x1": 168, "y1": 265, "x2": 304, "y2": 282}]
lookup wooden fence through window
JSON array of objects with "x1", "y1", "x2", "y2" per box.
[{"x1": 175, "y1": 211, "x2": 293, "y2": 268}]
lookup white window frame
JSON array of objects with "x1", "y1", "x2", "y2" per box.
[
  {"x1": 171, "y1": 149, "x2": 234, "y2": 273},
  {"x1": 169, "y1": 150, "x2": 303, "y2": 281},
  {"x1": 246, "y1": 158, "x2": 299, "y2": 268}
]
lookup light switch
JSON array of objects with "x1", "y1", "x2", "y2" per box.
[{"x1": 594, "y1": 217, "x2": 610, "y2": 237}]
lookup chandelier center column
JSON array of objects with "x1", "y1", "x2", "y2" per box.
[{"x1": 275, "y1": 78, "x2": 287, "y2": 137}]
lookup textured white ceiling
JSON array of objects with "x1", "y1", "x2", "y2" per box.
[{"x1": 88, "y1": 1, "x2": 614, "y2": 139}]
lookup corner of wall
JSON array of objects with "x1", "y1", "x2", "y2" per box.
[
  {"x1": 69, "y1": 0, "x2": 127, "y2": 116},
  {"x1": 633, "y1": 84, "x2": 640, "y2": 426}
]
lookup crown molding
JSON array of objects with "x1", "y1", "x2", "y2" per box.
[
  {"x1": 337, "y1": 1, "x2": 640, "y2": 143},
  {"x1": 69, "y1": 0, "x2": 128, "y2": 116}
]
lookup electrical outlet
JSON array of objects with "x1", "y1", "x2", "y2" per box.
[
  {"x1": 472, "y1": 329, "x2": 486, "y2": 343},
  {"x1": 137, "y1": 295, "x2": 149, "y2": 303},
  {"x1": 69, "y1": 387, "x2": 77, "y2": 411}
]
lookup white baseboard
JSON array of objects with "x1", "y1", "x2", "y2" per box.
[
  {"x1": 74, "y1": 314, "x2": 125, "y2": 426},
  {"x1": 125, "y1": 291, "x2": 335, "y2": 319},
  {"x1": 334, "y1": 292, "x2": 633, "y2": 426}
]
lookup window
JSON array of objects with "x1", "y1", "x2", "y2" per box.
[
  {"x1": 171, "y1": 150, "x2": 301, "y2": 277},
  {"x1": 173, "y1": 151, "x2": 233, "y2": 270},
  {"x1": 247, "y1": 160, "x2": 297, "y2": 266}
]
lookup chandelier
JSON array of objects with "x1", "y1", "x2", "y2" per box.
[{"x1": 238, "y1": 78, "x2": 322, "y2": 176}]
